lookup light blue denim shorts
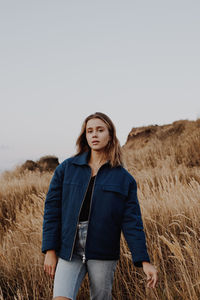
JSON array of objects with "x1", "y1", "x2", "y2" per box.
[{"x1": 53, "y1": 220, "x2": 118, "y2": 300}]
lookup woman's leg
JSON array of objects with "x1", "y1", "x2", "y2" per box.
[
  {"x1": 87, "y1": 259, "x2": 118, "y2": 300},
  {"x1": 53, "y1": 255, "x2": 87, "y2": 300},
  {"x1": 53, "y1": 221, "x2": 89, "y2": 299}
]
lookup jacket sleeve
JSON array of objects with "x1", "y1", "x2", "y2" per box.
[
  {"x1": 121, "y1": 178, "x2": 150, "y2": 267},
  {"x1": 41, "y1": 162, "x2": 64, "y2": 254}
]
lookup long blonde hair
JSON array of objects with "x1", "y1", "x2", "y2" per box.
[{"x1": 74, "y1": 112, "x2": 126, "y2": 168}]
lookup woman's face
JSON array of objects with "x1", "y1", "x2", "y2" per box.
[{"x1": 86, "y1": 118, "x2": 111, "y2": 152}]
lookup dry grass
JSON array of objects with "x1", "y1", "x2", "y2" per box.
[{"x1": 0, "y1": 119, "x2": 200, "y2": 299}]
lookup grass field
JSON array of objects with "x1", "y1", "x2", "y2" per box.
[{"x1": 0, "y1": 119, "x2": 200, "y2": 299}]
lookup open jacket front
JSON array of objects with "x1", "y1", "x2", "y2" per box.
[{"x1": 42, "y1": 150, "x2": 150, "y2": 267}]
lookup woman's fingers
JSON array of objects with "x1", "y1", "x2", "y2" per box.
[
  {"x1": 43, "y1": 252, "x2": 58, "y2": 278},
  {"x1": 153, "y1": 270, "x2": 158, "y2": 288},
  {"x1": 50, "y1": 265, "x2": 56, "y2": 278},
  {"x1": 143, "y1": 262, "x2": 158, "y2": 289},
  {"x1": 147, "y1": 276, "x2": 153, "y2": 288},
  {"x1": 147, "y1": 273, "x2": 158, "y2": 288},
  {"x1": 44, "y1": 264, "x2": 49, "y2": 275},
  {"x1": 44, "y1": 264, "x2": 56, "y2": 278}
]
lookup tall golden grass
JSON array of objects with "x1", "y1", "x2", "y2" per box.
[{"x1": 0, "y1": 119, "x2": 200, "y2": 299}]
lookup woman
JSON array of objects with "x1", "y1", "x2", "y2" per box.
[{"x1": 42, "y1": 112, "x2": 158, "y2": 300}]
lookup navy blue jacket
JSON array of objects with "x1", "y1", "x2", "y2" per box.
[{"x1": 42, "y1": 151, "x2": 150, "y2": 267}]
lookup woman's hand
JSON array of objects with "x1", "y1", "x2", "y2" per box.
[
  {"x1": 142, "y1": 261, "x2": 158, "y2": 288},
  {"x1": 44, "y1": 250, "x2": 58, "y2": 279}
]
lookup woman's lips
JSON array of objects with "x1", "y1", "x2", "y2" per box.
[{"x1": 92, "y1": 141, "x2": 99, "y2": 144}]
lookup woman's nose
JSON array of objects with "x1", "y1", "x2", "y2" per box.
[{"x1": 92, "y1": 131, "x2": 98, "y2": 137}]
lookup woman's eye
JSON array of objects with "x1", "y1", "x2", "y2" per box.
[{"x1": 87, "y1": 129, "x2": 103, "y2": 133}]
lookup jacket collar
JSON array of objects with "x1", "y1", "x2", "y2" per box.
[
  {"x1": 71, "y1": 150, "x2": 110, "y2": 166},
  {"x1": 71, "y1": 151, "x2": 90, "y2": 165}
]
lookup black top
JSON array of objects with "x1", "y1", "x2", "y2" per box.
[{"x1": 79, "y1": 175, "x2": 96, "y2": 222}]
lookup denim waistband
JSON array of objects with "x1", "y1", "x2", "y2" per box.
[{"x1": 78, "y1": 220, "x2": 89, "y2": 228}]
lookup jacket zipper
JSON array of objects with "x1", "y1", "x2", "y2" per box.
[
  {"x1": 82, "y1": 163, "x2": 107, "y2": 263},
  {"x1": 69, "y1": 168, "x2": 92, "y2": 261},
  {"x1": 81, "y1": 174, "x2": 97, "y2": 263}
]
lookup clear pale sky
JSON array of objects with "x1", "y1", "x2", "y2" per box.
[{"x1": 0, "y1": 1, "x2": 200, "y2": 173}]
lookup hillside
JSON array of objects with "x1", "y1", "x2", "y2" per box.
[
  {"x1": 0, "y1": 118, "x2": 200, "y2": 300},
  {"x1": 123, "y1": 119, "x2": 200, "y2": 168}
]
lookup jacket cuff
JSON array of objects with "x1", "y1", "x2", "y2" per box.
[
  {"x1": 42, "y1": 238, "x2": 60, "y2": 254},
  {"x1": 133, "y1": 257, "x2": 151, "y2": 268},
  {"x1": 132, "y1": 252, "x2": 151, "y2": 268}
]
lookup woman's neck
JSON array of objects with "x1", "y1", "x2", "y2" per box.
[{"x1": 88, "y1": 150, "x2": 108, "y2": 165}]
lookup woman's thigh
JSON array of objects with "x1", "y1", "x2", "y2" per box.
[
  {"x1": 87, "y1": 259, "x2": 118, "y2": 300},
  {"x1": 53, "y1": 221, "x2": 89, "y2": 299},
  {"x1": 53, "y1": 255, "x2": 87, "y2": 300}
]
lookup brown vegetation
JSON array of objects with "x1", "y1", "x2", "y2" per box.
[
  {"x1": 0, "y1": 119, "x2": 200, "y2": 299},
  {"x1": 19, "y1": 156, "x2": 59, "y2": 173}
]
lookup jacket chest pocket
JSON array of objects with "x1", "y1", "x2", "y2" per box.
[
  {"x1": 100, "y1": 184, "x2": 128, "y2": 224},
  {"x1": 102, "y1": 184, "x2": 128, "y2": 200}
]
